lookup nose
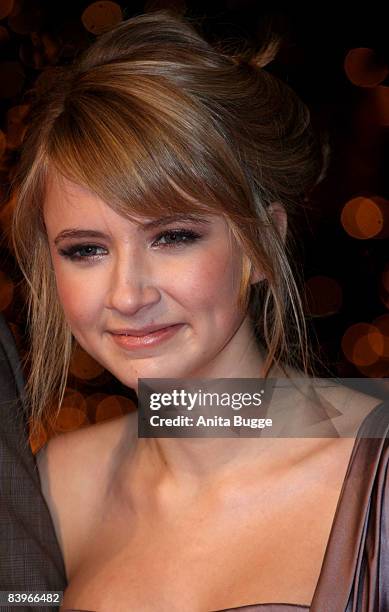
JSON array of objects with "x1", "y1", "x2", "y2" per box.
[{"x1": 105, "y1": 255, "x2": 161, "y2": 316}]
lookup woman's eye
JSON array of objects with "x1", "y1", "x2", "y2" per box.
[
  {"x1": 58, "y1": 245, "x2": 107, "y2": 261},
  {"x1": 57, "y1": 229, "x2": 202, "y2": 261},
  {"x1": 152, "y1": 229, "x2": 202, "y2": 247}
]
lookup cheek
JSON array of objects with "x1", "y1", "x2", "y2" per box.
[
  {"x1": 53, "y1": 264, "x2": 103, "y2": 329},
  {"x1": 173, "y1": 244, "x2": 241, "y2": 315}
]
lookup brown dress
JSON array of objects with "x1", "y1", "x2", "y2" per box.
[{"x1": 66, "y1": 399, "x2": 389, "y2": 612}]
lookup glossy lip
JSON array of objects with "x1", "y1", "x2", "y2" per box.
[
  {"x1": 108, "y1": 323, "x2": 184, "y2": 349},
  {"x1": 109, "y1": 323, "x2": 182, "y2": 337}
]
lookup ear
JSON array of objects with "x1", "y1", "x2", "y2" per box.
[
  {"x1": 267, "y1": 200, "x2": 288, "y2": 243},
  {"x1": 250, "y1": 201, "x2": 288, "y2": 285}
]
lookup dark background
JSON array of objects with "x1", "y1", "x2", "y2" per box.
[{"x1": 1, "y1": 0, "x2": 389, "y2": 446}]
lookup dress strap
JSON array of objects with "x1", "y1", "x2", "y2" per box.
[{"x1": 311, "y1": 400, "x2": 389, "y2": 612}]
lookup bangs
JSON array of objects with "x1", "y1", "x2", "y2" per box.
[{"x1": 42, "y1": 71, "x2": 232, "y2": 224}]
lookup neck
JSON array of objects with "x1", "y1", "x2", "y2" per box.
[{"x1": 123, "y1": 328, "x2": 305, "y2": 500}]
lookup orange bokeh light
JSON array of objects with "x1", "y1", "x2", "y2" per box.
[
  {"x1": 353, "y1": 359, "x2": 389, "y2": 378},
  {"x1": 86, "y1": 392, "x2": 110, "y2": 416},
  {"x1": 344, "y1": 48, "x2": 389, "y2": 87},
  {"x1": 95, "y1": 394, "x2": 136, "y2": 423},
  {"x1": 53, "y1": 388, "x2": 88, "y2": 432},
  {"x1": 340, "y1": 196, "x2": 389, "y2": 239},
  {"x1": 69, "y1": 344, "x2": 104, "y2": 380},
  {"x1": 81, "y1": 1, "x2": 122, "y2": 35},
  {"x1": 55, "y1": 406, "x2": 89, "y2": 432},
  {"x1": 341, "y1": 322, "x2": 384, "y2": 367},
  {"x1": 372, "y1": 314, "x2": 389, "y2": 358}
]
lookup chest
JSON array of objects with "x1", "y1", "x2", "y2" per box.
[{"x1": 61, "y1": 479, "x2": 343, "y2": 612}]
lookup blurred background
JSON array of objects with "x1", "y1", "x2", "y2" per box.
[{"x1": 1, "y1": 0, "x2": 389, "y2": 450}]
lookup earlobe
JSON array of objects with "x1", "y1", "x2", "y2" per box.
[
  {"x1": 242, "y1": 252, "x2": 264, "y2": 286},
  {"x1": 249, "y1": 257, "x2": 266, "y2": 285},
  {"x1": 268, "y1": 200, "x2": 288, "y2": 244},
  {"x1": 250, "y1": 267, "x2": 265, "y2": 285},
  {"x1": 249, "y1": 201, "x2": 288, "y2": 286}
]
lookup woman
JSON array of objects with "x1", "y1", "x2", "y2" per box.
[{"x1": 11, "y1": 11, "x2": 389, "y2": 612}]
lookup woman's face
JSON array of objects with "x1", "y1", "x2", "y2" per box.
[{"x1": 43, "y1": 174, "x2": 263, "y2": 390}]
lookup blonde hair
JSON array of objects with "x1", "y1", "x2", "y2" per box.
[{"x1": 11, "y1": 10, "x2": 324, "y2": 433}]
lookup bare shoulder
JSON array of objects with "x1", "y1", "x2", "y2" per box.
[
  {"x1": 271, "y1": 370, "x2": 384, "y2": 437},
  {"x1": 37, "y1": 410, "x2": 138, "y2": 483},
  {"x1": 36, "y1": 410, "x2": 138, "y2": 575}
]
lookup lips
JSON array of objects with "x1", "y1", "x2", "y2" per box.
[
  {"x1": 108, "y1": 323, "x2": 184, "y2": 349},
  {"x1": 109, "y1": 323, "x2": 181, "y2": 337}
]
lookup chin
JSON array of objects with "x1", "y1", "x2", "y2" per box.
[{"x1": 113, "y1": 361, "x2": 196, "y2": 391}]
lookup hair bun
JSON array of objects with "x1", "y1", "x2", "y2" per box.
[{"x1": 232, "y1": 34, "x2": 282, "y2": 70}]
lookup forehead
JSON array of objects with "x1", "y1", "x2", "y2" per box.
[
  {"x1": 44, "y1": 172, "x2": 104, "y2": 213},
  {"x1": 43, "y1": 171, "x2": 230, "y2": 236},
  {"x1": 43, "y1": 173, "x2": 124, "y2": 240}
]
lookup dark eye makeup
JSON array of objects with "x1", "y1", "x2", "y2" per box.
[{"x1": 58, "y1": 228, "x2": 203, "y2": 261}]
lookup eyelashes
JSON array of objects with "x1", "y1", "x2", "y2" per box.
[
  {"x1": 58, "y1": 228, "x2": 203, "y2": 262},
  {"x1": 58, "y1": 244, "x2": 107, "y2": 261},
  {"x1": 154, "y1": 228, "x2": 201, "y2": 247}
]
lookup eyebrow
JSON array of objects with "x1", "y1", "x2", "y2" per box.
[{"x1": 53, "y1": 214, "x2": 212, "y2": 245}]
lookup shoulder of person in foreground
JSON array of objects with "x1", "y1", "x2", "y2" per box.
[{"x1": 0, "y1": 313, "x2": 66, "y2": 592}]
